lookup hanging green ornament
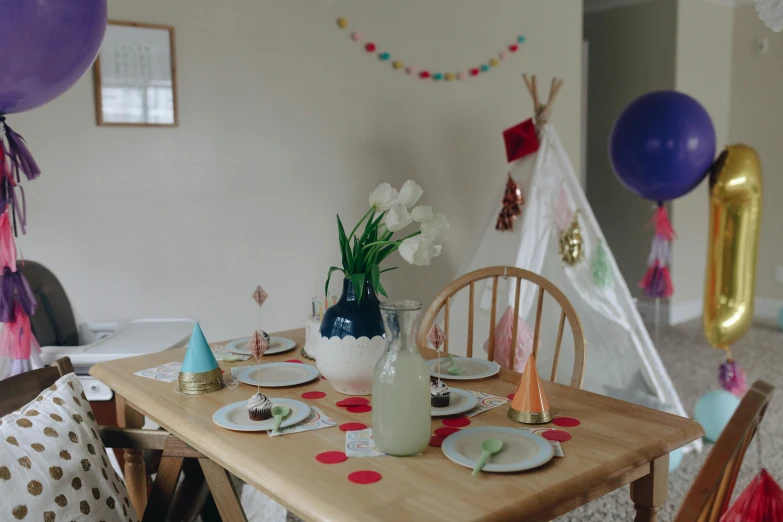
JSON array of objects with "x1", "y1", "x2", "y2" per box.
[{"x1": 591, "y1": 240, "x2": 613, "y2": 289}]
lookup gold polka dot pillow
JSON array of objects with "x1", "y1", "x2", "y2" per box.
[{"x1": 0, "y1": 373, "x2": 139, "y2": 522}]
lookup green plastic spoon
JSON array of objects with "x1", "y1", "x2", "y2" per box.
[
  {"x1": 472, "y1": 438, "x2": 504, "y2": 476},
  {"x1": 447, "y1": 354, "x2": 464, "y2": 375},
  {"x1": 271, "y1": 405, "x2": 291, "y2": 434}
]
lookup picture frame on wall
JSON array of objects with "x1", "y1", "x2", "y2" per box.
[{"x1": 93, "y1": 20, "x2": 178, "y2": 127}]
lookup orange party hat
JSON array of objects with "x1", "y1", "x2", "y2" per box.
[{"x1": 508, "y1": 354, "x2": 552, "y2": 424}]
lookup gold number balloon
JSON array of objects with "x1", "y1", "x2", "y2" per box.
[{"x1": 703, "y1": 144, "x2": 763, "y2": 348}]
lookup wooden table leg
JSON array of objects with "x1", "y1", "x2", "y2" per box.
[
  {"x1": 116, "y1": 394, "x2": 148, "y2": 516},
  {"x1": 142, "y1": 456, "x2": 184, "y2": 522},
  {"x1": 630, "y1": 454, "x2": 670, "y2": 522},
  {"x1": 199, "y1": 458, "x2": 248, "y2": 522}
]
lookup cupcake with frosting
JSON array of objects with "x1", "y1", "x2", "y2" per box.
[
  {"x1": 431, "y1": 378, "x2": 451, "y2": 408},
  {"x1": 247, "y1": 391, "x2": 272, "y2": 421}
]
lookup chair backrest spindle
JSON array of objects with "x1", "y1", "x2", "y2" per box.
[
  {"x1": 509, "y1": 277, "x2": 522, "y2": 371},
  {"x1": 551, "y1": 310, "x2": 567, "y2": 381},
  {"x1": 467, "y1": 281, "x2": 475, "y2": 358},
  {"x1": 487, "y1": 275, "x2": 499, "y2": 363}
]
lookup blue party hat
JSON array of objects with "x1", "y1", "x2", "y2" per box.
[
  {"x1": 182, "y1": 322, "x2": 219, "y2": 372},
  {"x1": 178, "y1": 322, "x2": 223, "y2": 394}
]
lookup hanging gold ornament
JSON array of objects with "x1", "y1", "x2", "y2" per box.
[{"x1": 559, "y1": 212, "x2": 584, "y2": 266}]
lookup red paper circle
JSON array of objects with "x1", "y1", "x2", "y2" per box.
[
  {"x1": 301, "y1": 391, "x2": 326, "y2": 400},
  {"x1": 316, "y1": 451, "x2": 347, "y2": 464},
  {"x1": 552, "y1": 417, "x2": 581, "y2": 427},
  {"x1": 429, "y1": 435, "x2": 444, "y2": 447},
  {"x1": 442, "y1": 417, "x2": 470, "y2": 428},
  {"x1": 509, "y1": 44, "x2": 519, "y2": 52},
  {"x1": 419, "y1": 71, "x2": 431, "y2": 79},
  {"x1": 470, "y1": 68, "x2": 480, "y2": 76},
  {"x1": 346, "y1": 405, "x2": 372, "y2": 413},
  {"x1": 434, "y1": 427, "x2": 460, "y2": 437},
  {"x1": 321, "y1": 375, "x2": 327, "y2": 380},
  {"x1": 542, "y1": 429, "x2": 572, "y2": 442},
  {"x1": 365, "y1": 43, "x2": 376, "y2": 52},
  {"x1": 348, "y1": 470, "x2": 382, "y2": 484},
  {"x1": 339, "y1": 422, "x2": 368, "y2": 432},
  {"x1": 285, "y1": 359, "x2": 304, "y2": 364},
  {"x1": 336, "y1": 397, "x2": 370, "y2": 407},
  {"x1": 507, "y1": 393, "x2": 515, "y2": 400}
]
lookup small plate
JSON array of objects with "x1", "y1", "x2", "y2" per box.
[
  {"x1": 212, "y1": 398, "x2": 310, "y2": 432},
  {"x1": 238, "y1": 362, "x2": 320, "y2": 388},
  {"x1": 428, "y1": 357, "x2": 501, "y2": 381},
  {"x1": 226, "y1": 336, "x2": 297, "y2": 355},
  {"x1": 442, "y1": 426, "x2": 554, "y2": 473},
  {"x1": 431, "y1": 387, "x2": 480, "y2": 417}
]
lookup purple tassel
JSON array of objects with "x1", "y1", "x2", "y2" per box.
[
  {"x1": 1, "y1": 120, "x2": 40, "y2": 182},
  {"x1": 0, "y1": 267, "x2": 36, "y2": 322},
  {"x1": 719, "y1": 358, "x2": 748, "y2": 397}
]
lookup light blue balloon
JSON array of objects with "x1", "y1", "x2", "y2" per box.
[
  {"x1": 777, "y1": 306, "x2": 783, "y2": 329},
  {"x1": 694, "y1": 389, "x2": 740, "y2": 442},
  {"x1": 669, "y1": 447, "x2": 683, "y2": 472}
]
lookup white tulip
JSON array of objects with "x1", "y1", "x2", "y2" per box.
[
  {"x1": 397, "y1": 180, "x2": 423, "y2": 208},
  {"x1": 369, "y1": 183, "x2": 399, "y2": 211},
  {"x1": 411, "y1": 205, "x2": 433, "y2": 223},
  {"x1": 421, "y1": 212, "x2": 450, "y2": 243},
  {"x1": 384, "y1": 205, "x2": 413, "y2": 232},
  {"x1": 399, "y1": 236, "x2": 440, "y2": 266}
]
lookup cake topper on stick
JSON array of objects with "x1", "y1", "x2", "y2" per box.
[
  {"x1": 246, "y1": 330, "x2": 269, "y2": 393},
  {"x1": 252, "y1": 285, "x2": 268, "y2": 331},
  {"x1": 427, "y1": 324, "x2": 446, "y2": 383}
]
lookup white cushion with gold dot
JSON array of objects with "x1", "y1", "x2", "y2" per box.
[{"x1": 0, "y1": 372, "x2": 139, "y2": 522}]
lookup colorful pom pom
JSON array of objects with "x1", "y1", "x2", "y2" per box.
[
  {"x1": 719, "y1": 358, "x2": 748, "y2": 397},
  {"x1": 489, "y1": 58, "x2": 499, "y2": 67},
  {"x1": 392, "y1": 60, "x2": 403, "y2": 69},
  {"x1": 470, "y1": 68, "x2": 480, "y2": 76},
  {"x1": 419, "y1": 70, "x2": 431, "y2": 79},
  {"x1": 509, "y1": 44, "x2": 519, "y2": 52},
  {"x1": 378, "y1": 52, "x2": 390, "y2": 61},
  {"x1": 365, "y1": 43, "x2": 376, "y2": 52},
  {"x1": 517, "y1": 35, "x2": 526, "y2": 43},
  {"x1": 406, "y1": 66, "x2": 417, "y2": 75},
  {"x1": 445, "y1": 72, "x2": 455, "y2": 81},
  {"x1": 337, "y1": 17, "x2": 348, "y2": 29},
  {"x1": 351, "y1": 31, "x2": 362, "y2": 42},
  {"x1": 433, "y1": 73, "x2": 443, "y2": 80},
  {"x1": 455, "y1": 71, "x2": 465, "y2": 80},
  {"x1": 480, "y1": 64, "x2": 490, "y2": 72},
  {"x1": 498, "y1": 51, "x2": 507, "y2": 60}
]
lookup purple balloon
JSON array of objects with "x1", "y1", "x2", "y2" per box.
[
  {"x1": 609, "y1": 91, "x2": 716, "y2": 202},
  {"x1": 0, "y1": 0, "x2": 107, "y2": 114}
]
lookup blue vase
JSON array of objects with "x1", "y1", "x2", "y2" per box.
[{"x1": 317, "y1": 278, "x2": 386, "y2": 395}]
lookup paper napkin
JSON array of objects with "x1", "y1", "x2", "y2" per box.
[
  {"x1": 345, "y1": 428, "x2": 386, "y2": 457},
  {"x1": 212, "y1": 344, "x2": 251, "y2": 361},
  {"x1": 134, "y1": 361, "x2": 182, "y2": 382},
  {"x1": 464, "y1": 391, "x2": 510, "y2": 417},
  {"x1": 269, "y1": 406, "x2": 336, "y2": 437}
]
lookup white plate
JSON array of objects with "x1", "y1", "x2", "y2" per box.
[
  {"x1": 238, "y1": 362, "x2": 320, "y2": 388},
  {"x1": 212, "y1": 398, "x2": 311, "y2": 432},
  {"x1": 442, "y1": 426, "x2": 554, "y2": 473},
  {"x1": 226, "y1": 336, "x2": 297, "y2": 355},
  {"x1": 428, "y1": 357, "x2": 501, "y2": 381},
  {"x1": 431, "y1": 387, "x2": 480, "y2": 417}
]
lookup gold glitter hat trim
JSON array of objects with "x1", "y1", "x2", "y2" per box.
[
  {"x1": 508, "y1": 408, "x2": 552, "y2": 424},
  {"x1": 177, "y1": 367, "x2": 224, "y2": 395}
]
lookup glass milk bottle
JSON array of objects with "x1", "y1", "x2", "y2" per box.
[{"x1": 372, "y1": 300, "x2": 431, "y2": 456}]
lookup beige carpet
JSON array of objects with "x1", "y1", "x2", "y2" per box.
[{"x1": 239, "y1": 318, "x2": 783, "y2": 522}]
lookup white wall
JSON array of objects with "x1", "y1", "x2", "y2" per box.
[
  {"x1": 11, "y1": 0, "x2": 583, "y2": 341},
  {"x1": 729, "y1": 4, "x2": 783, "y2": 302},
  {"x1": 669, "y1": 0, "x2": 734, "y2": 322},
  {"x1": 583, "y1": 0, "x2": 677, "y2": 299}
]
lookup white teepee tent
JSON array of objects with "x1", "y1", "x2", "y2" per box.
[{"x1": 448, "y1": 80, "x2": 698, "y2": 451}]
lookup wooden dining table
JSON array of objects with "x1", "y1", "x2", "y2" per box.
[{"x1": 90, "y1": 328, "x2": 703, "y2": 522}]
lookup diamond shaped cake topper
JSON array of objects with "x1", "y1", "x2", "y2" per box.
[
  {"x1": 252, "y1": 285, "x2": 268, "y2": 307},
  {"x1": 247, "y1": 330, "x2": 269, "y2": 360},
  {"x1": 427, "y1": 324, "x2": 446, "y2": 351}
]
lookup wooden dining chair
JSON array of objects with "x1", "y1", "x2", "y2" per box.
[
  {"x1": 0, "y1": 357, "x2": 245, "y2": 522},
  {"x1": 673, "y1": 380, "x2": 774, "y2": 522},
  {"x1": 417, "y1": 266, "x2": 586, "y2": 387}
]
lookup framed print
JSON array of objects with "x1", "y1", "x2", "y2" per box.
[{"x1": 93, "y1": 21, "x2": 178, "y2": 127}]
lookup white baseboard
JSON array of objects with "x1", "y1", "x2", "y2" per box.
[{"x1": 636, "y1": 297, "x2": 783, "y2": 326}]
